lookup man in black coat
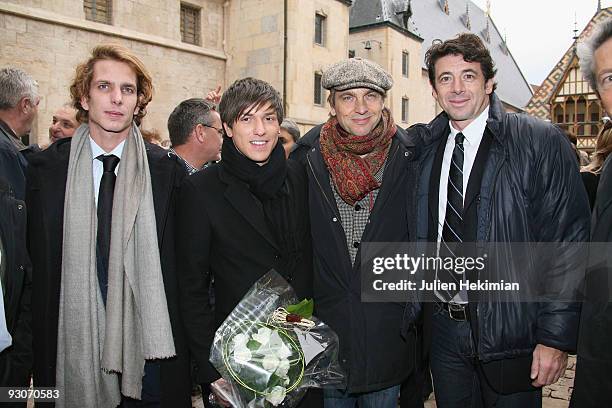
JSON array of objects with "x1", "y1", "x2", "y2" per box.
[
  {"x1": 26, "y1": 45, "x2": 190, "y2": 407},
  {"x1": 413, "y1": 33, "x2": 590, "y2": 407},
  {"x1": 175, "y1": 78, "x2": 318, "y2": 407},
  {"x1": 290, "y1": 58, "x2": 421, "y2": 407},
  {"x1": 572, "y1": 17, "x2": 612, "y2": 407},
  {"x1": 0, "y1": 67, "x2": 40, "y2": 201}
]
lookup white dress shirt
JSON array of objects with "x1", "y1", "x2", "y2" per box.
[
  {"x1": 437, "y1": 106, "x2": 489, "y2": 243},
  {"x1": 436, "y1": 107, "x2": 489, "y2": 303},
  {"x1": 90, "y1": 137, "x2": 125, "y2": 205}
]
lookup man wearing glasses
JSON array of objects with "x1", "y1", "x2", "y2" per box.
[{"x1": 167, "y1": 98, "x2": 223, "y2": 174}]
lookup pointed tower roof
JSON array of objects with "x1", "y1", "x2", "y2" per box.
[
  {"x1": 481, "y1": 0, "x2": 491, "y2": 43},
  {"x1": 439, "y1": 0, "x2": 450, "y2": 15},
  {"x1": 350, "y1": 0, "x2": 533, "y2": 109},
  {"x1": 525, "y1": 7, "x2": 612, "y2": 120},
  {"x1": 461, "y1": 2, "x2": 472, "y2": 30}
]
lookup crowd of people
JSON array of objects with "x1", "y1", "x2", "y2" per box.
[{"x1": 0, "y1": 16, "x2": 611, "y2": 408}]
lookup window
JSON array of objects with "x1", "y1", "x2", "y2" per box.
[
  {"x1": 314, "y1": 13, "x2": 326, "y2": 45},
  {"x1": 84, "y1": 0, "x2": 112, "y2": 24},
  {"x1": 401, "y1": 98, "x2": 409, "y2": 123},
  {"x1": 402, "y1": 51, "x2": 409, "y2": 77},
  {"x1": 181, "y1": 3, "x2": 201, "y2": 45},
  {"x1": 314, "y1": 73, "x2": 324, "y2": 105}
]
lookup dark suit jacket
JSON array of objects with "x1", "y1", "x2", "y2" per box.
[
  {"x1": 25, "y1": 138, "x2": 191, "y2": 407},
  {"x1": 175, "y1": 160, "x2": 314, "y2": 384}
]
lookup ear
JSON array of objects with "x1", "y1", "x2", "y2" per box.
[
  {"x1": 194, "y1": 124, "x2": 206, "y2": 143},
  {"x1": 80, "y1": 95, "x2": 90, "y2": 112},
  {"x1": 484, "y1": 78, "x2": 494, "y2": 95},
  {"x1": 18, "y1": 97, "x2": 29, "y2": 114},
  {"x1": 330, "y1": 106, "x2": 336, "y2": 116},
  {"x1": 223, "y1": 123, "x2": 233, "y2": 138},
  {"x1": 431, "y1": 86, "x2": 439, "y2": 101}
]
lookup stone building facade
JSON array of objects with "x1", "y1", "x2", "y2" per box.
[
  {"x1": 0, "y1": 0, "x2": 353, "y2": 145},
  {"x1": 1, "y1": 0, "x2": 532, "y2": 145},
  {"x1": 0, "y1": 0, "x2": 227, "y2": 145}
]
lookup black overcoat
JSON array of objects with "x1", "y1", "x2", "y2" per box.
[
  {"x1": 25, "y1": 138, "x2": 191, "y2": 407},
  {"x1": 291, "y1": 126, "x2": 421, "y2": 394},
  {"x1": 174, "y1": 160, "x2": 314, "y2": 384}
]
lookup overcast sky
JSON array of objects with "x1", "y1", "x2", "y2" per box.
[{"x1": 470, "y1": 0, "x2": 607, "y2": 86}]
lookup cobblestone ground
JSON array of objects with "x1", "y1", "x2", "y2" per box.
[{"x1": 424, "y1": 355, "x2": 576, "y2": 408}]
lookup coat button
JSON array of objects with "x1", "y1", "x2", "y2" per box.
[
  {"x1": 19, "y1": 265, "x2": 24, "y2": 271},
  {"x1": 274, "y1": 254, "x2": 280, "y2": 260},
  {"x1": 17, "y1": 204, "x2": 23, "y2": 210},
  {"x1": 354, "y1": 204, "x2": 361, "y2": 212},
  {"x1": 332, "y1": 217, "x2": 337, "y2": 222},
  {"x1": 353, "y1": 242, "x2": 360, "y2": 248},
  {"x1": 405, "y1": 151, "x2": 413, "y2": 159}
]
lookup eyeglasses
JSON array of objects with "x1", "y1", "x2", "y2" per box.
[{"x1": 202, "y1": 123, "x2": 224, "y2": 136}]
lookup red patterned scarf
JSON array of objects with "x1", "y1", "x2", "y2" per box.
[{"x1": 320, "y1": 108, "x2": 396, "y2": 205}]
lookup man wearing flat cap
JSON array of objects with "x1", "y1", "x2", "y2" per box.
[{"x1": 291, "y1": 58, "x2": 422, "y2": 407}]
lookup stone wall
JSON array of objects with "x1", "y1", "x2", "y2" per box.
[
  {"x1": 285, "y1": 0, "x2": 350, "y2": 131},
  {"x1": 0, "y1": 0, "x2": 225, "y2": 144}
]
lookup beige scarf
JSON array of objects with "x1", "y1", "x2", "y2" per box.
[{"x1": 56, "y1": 124, "x2": 176, "y2": 407}]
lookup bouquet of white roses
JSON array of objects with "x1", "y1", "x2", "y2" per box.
[{"x1": 210, "y1": 270, "x2": 345, "y2": 407}]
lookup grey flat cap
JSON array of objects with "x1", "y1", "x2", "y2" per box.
[{"x1": 322, "y1": 58, "x2": 393, "y2": 94}]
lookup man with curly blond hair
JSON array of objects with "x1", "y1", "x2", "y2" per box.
[{"x1": 26, "y1": 44, "x2": 191, "y2": 407}]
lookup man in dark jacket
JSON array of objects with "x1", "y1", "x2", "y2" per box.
[
  {"x1": 290, "y1": 58, "x2": 421, "y2": 407},
  {"x1": 167, "y1": 98, "x2": 223, "y2": 175},
  {"x1": 571, "y1": 17, "x2": 612, "y2": 407},
  {"x1": 413, "y1": 33, "x2": 590, "y2": 407},
  {"x1": 176, "y1": 78, "x2": 319, "y2": 408},
  {"x1": 26, "y1": 44, "x2": 190, "y2": 407},
  {"x1": 0, "y1": 67, "x2": 39, "y2": 201}
]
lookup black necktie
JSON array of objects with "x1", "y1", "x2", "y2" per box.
[
  {"x1": 438, "y1": 133, "x2": 465, "y2": 301},
  {"x1": 96, "y1": 154, "x2": 120, "y2": 303}
]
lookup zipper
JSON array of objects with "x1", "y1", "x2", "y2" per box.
[
  {"x1": 306, "y1": 152, "x2": 342, "y2": 220},
  {"x1": 476, "y1": 134, "x2": 506, "y2": 358}
]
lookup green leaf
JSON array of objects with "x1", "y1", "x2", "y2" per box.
[
  {"x1": 247, "y1": 340, "x2": 261, "y2": 350},
  {"x1": 285, "y1": 298, "x2": 314, "y2": 319}
]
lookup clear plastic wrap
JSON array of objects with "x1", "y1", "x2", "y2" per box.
[{"x1": 209, "y1": 270, "x2": 345, "y2": 407}]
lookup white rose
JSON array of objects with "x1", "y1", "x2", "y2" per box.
[
  {"x1": 252, "y1": 327, "x2": 272, "y2": 345},
  {"x1": 275, "y1": 358, "x2": 290, "y2": 378},
  {"x1": 276, "y1": 342, "x2": 292, "y2": 360},
  {"x1": 265, "y1": 386, "x2": 286, "y2": 406},
  {"x1": 233, "y1": 346, "x2": 252, "y2": 364},
  {"x1": 232, "y1": 333, "x2": 249, "y2": 348},
  {"x1": 262, "y1": 355, "x2": 280, "y2": 372}
]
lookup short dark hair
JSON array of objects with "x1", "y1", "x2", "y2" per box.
[
  {"x1": 167, "y1": 98, "x2": 216, "y2": 147},
  {"x1": 425, "y1": 33, "x2": 497, "y2": 92},
  {"x1": 578, "y1": 18, "x2": 612, "y2": 92},
  {"x1": 218, "y1": 77, "x2": 283, "y2": 127}
]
